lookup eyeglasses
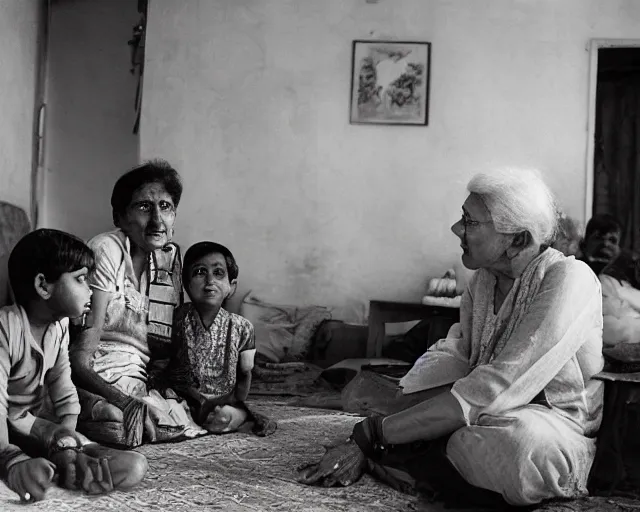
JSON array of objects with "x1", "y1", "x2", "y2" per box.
[{"x1": 460, "y1": 212, "x2": 492, "y2": 230}]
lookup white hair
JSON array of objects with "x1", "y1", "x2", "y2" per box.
[{"x1": 467, "y1": 168, "x2": 559, "y2": 246}]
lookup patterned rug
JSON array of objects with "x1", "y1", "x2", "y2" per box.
[
  {"x1": 1, "y1": 400, "x2": 639, "y2": 512},
  {"x1": 0, "y1": 400, "x2": 445, "y2": 512}
]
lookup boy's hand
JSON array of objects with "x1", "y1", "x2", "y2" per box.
[
  {"x1": 51, "y1": 449, "x2": 114, "y2": 494},
  {"x1": 47, "y1": 425, "x2": 114, "y2": 494},
  {"x1": 7, "y1": 457, "x2": 56, "y2": 502}
]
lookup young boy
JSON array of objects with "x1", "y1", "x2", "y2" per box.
[
  {"x1": 0, "y1": 229, "x2": 147, "y2": 502},
  {"x1": 167, "y1": 241, "x2": 275, "y2": 436}
]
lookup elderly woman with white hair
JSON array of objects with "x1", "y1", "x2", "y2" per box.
[{"x1": 298, "y1": 169, "x2": 604, "y2": 508}]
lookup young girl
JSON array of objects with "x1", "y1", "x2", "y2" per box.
[{"x1": 167, "y1": 242, "x2": 275, "y2": 436}]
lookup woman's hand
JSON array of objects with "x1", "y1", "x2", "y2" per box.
[
  {"x1": 297, "y1": 440, "x2": 367, "y2": 487},
  {"x1": 297, "y1": 417, "x2": 387, "y2": 487},
  {"x1": 6, "y1": 458, "x2": 56, "y2": 502}
]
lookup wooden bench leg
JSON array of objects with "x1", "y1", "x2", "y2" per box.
[
  {"x1": 367, "y1": 319, "x2": 385, "y2": 358},
  {"x1": 367, "y1": 302, "x2": 386, "y2": 358}
]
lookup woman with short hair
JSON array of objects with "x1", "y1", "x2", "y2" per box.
[{"x1": 70, "y1": 159, "x2": 206, "y2": 448}]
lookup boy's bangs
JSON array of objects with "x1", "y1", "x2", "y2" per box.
[
  {"x1": 60, "y1": 239, "x2": 96, "y2": 275},
  {"x1": 76, "y1": 249, "x2": 96, "y2": 274}
]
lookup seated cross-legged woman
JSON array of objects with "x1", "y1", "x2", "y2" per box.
[
  {"x1": 166, "y1": 242, "x2": 276, "y2": 436},
  {"x1": 69, "y1": 161, "x2": 206, "y2": 448},
  {"x1": 298, "y1": 169, "x2": 604, "y2": 508},
  {"x1": 0, "y1": 229, "x2": 147, "y2": 503}
]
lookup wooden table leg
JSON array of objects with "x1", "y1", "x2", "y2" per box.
[
  {"x1": 366, "y1": 300, "x2": 460, "y2": 359},
  {"x1": 367, "y1": 302, "x2": 386, "y2": 358}
]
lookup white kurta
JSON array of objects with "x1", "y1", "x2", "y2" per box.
[
  {"x1": 400, "y1": 251, "x2": 604, "y2": 505},
  {"x1": 600, "y1": 274, "x2": 640, "y2": 347}
]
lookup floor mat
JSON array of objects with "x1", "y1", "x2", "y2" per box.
[
  {"x1": 0, "y1": 400, "x2": 638, "y2": 512},
  {"x1": 0, "y1": 401, "x2": 445, "y2": 512}
]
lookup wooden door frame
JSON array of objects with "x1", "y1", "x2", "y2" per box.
[{"x1": 585, "y1": 39, "x2": 640, "y2": 222}]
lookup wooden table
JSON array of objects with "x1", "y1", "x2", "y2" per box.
[{"x1": 366, "y1": 299, "x2": 461, "y2": 358}]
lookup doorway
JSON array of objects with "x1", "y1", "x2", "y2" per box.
[{"x1": 586, "y1": 40, "x2": 640, "y2": 252}]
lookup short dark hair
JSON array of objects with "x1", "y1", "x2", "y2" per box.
[
  {"x1": 584, "y1": 213, "x2": 622, "y2": 241},
  {"x1": 8, "y1": 229, "x2": 95, "y2": 307},
  {"x1": 182, "y1": 241, "x2": 239, "y2": 289},
  {"x1": 110, "y1": 159, "x2": 183, "y2": 223}
]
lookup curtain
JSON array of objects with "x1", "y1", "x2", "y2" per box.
[{"x1": 594, "y1": 71, "x2": 640, "y2": 252}]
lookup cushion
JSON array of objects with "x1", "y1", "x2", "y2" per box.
[{"x1": 240, "y1": 292, "x2": 331, "y2": 362}]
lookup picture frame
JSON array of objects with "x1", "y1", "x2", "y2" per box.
[{"x1": 349, "y1": 40, "x2": 431, "y2": 126}]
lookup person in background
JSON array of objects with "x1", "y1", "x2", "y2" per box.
[
  {"x1": 578, "y1": 214, "x2": 623, "y2": 275},
  {"x1": 576, "y1": 213, "x2": 640, "y2": 351}
]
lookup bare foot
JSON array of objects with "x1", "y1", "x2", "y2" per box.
[{"x1": 203, "y1": 405, "x2": 247, "y2": 433}]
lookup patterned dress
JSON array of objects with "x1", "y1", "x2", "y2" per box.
[{"x1": 170, "y1": 304, "x2": 255, "y2": 399}]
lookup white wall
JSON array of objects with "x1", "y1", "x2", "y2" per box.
[
  {"x1": 42, "y1": 0, "x2": 140, "y2": 240},
  {"x1": 140, "y1": 0, "x2": 640, "y2": 309},
  {"x1": 0, "y1": 0, "x2": 41, "y2": 217}
]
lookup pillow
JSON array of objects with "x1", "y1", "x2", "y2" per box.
[
  {"x1": 252, "y1": 321, "x2": 295, "y2": 363},
  {"x1": 240, "y1": 291, "x2": 331, "y2": 363}
]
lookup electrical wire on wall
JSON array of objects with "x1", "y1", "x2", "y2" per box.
[{"x1": 129, "y1": 0, "x2": 148, "y2": 134}]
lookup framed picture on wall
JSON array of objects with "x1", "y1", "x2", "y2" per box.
[{"x1": 349, "y1": 40, "x2": 431, "y2": 126}]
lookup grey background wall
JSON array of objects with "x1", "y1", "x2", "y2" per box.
[{"x1": 41, "y1": 0, "x2": 140, "y2": 240}]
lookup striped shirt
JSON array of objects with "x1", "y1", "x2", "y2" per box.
[{"x1": 0, "y1": 305, "x2": 80, "y2": 473}]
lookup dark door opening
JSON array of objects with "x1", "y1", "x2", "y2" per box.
[{"x1": 592, "y1": 47, "x2": 640, "y2": 252}]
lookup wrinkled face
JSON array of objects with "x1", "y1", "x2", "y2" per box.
[
  {"x1": 49, "y1": 268, "x2": 93, "y2": 319},
  {"x1": 450, "y1": 193, "x2": 514, "y2": 271},
  {"x1": 186, "y1": 252, "x2": 236, "y2": 309},
  {"x1": 583, "y1": 230, "x2": 621, "y2": 263},
  {"x1": 117, "y1": 182, "x2": 176, "y2": 253}
]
